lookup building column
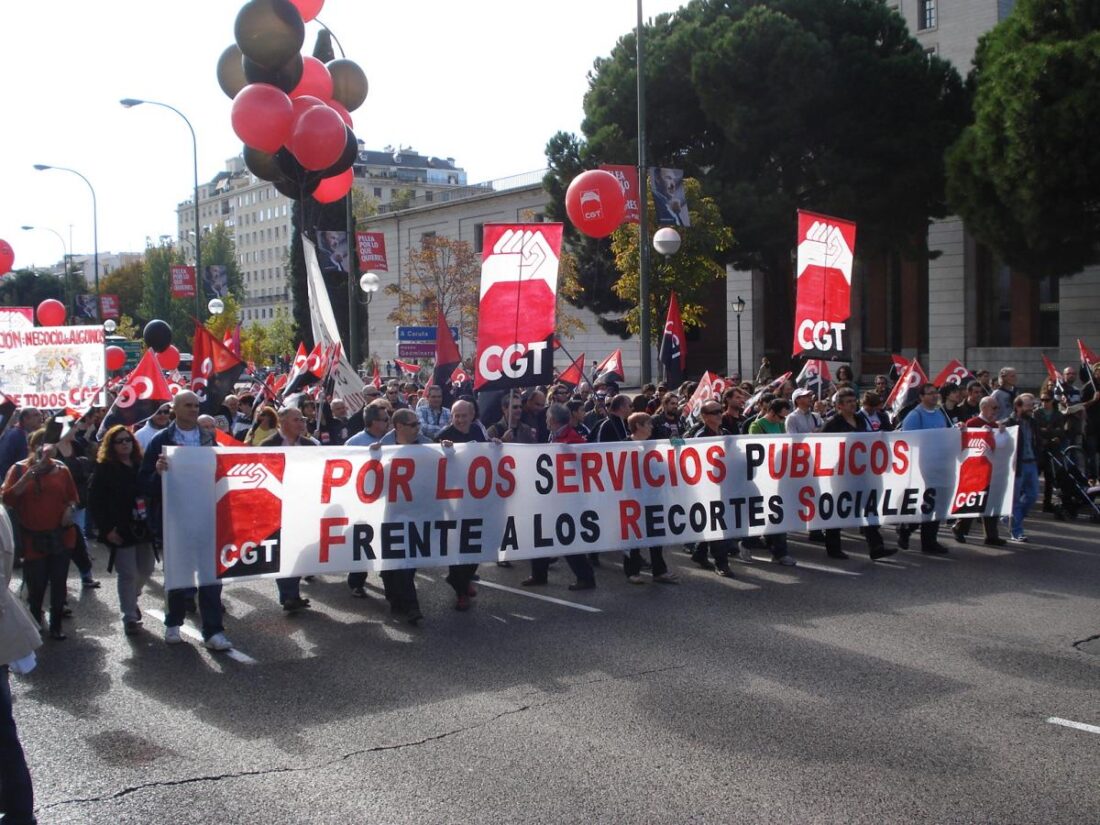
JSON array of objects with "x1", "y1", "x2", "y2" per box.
[{"x1": 725, "y1": 265, "x2": 755, "y2": 382}]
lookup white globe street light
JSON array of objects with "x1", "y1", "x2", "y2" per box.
[
  {"x1": 359, "y1": 271, "x2": 381, "y2": 294},
  {"x1": 653, "y1": 226, "x2": 682, "y2": 257},
  {"x1": 103, "y1": 319, "x2": 117, "y2": 333},
  {"x1": 208, "y1": 298, "x2": 225, "y2": 315}
]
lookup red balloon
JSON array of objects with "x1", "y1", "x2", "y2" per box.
[
  {"x1": 0, "y1": 238, "x2": 13, "y2": 276},
  {"x1": 313, "y1": 168, "x2": 354, "y2": 203},
  {"x1": 290, "y1": 56, "x2": 333, "y2": 101},
  {"x1": 231, "y1": 83, "x2": 295, "y2": 153},
  {"x1": 289, "y1": 0, "x2": 323, "y2": 22},
  {"x1": 290, "y1": 104, "x2": 347, "y2": 171},
  {"x1": 290, "y1": 93, "x2": 326, "y2": 121},
  {"x1": 328, "y1": 99, "x2": 353, "y2": 128},
  {"x1": 565, "y1": 170, "x2": 627, "y2": 238},
  {"x1": 36, "y1": 298, "x2": 66, "y2": 326},
  {"x1": 105, "y1": 345, "x2": 127, "y2": 371},
  {"x1": 158, "y1": 344, "x2": 181, "y2": 371}
]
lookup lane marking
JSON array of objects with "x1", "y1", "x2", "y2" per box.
[
  {"x1": 781, "y1": 560, "x2": 862, "y2": 577},
  {"x1": 145, "y1": 609, "x2": 258, "y2": 665},
  {"x1": 1047, "y1": 717, "x2": 1100, "y2": 735},
  {"x1": 474, "y1": 579, "x2": 603, "y2": 613}
]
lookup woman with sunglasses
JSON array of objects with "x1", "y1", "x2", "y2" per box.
[
  {"x1": 245, "y1": 405, "x2": 279, "y2": 446},
  {"x1": 89, "y1": 425, "x2": 155, "y2": 635}
]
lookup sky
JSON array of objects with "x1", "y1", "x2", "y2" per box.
[{"x1": 1, "y1": 0, "x2": 687, "y2": 270}]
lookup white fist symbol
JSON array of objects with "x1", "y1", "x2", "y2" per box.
[{"x1": 797, "y1": 221, "x2": 853, "y2": 283}]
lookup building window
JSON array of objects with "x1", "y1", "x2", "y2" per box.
[
  {"x1": 374, "y1": 187, "x2": 382, "y2": 197},
  {"x1": 918, "y1": 0, "x2": 936, "y2": 30},
  {"x1": 473, "y1": 223, "x2": 484, "y2": 253}
]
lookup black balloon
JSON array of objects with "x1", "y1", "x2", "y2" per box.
[
  {"x1": 327, "y1": 59, "x2": 369, "y2": 111},
  {"x1": 216, "y1": 44, "x2": 248, "y2": 99},
  {"x1": 242, "y1": 53, "x2": 303, "y2": 94},
  {"x1": 272, "y1": 147, "x2": 322, "y2": 201},
  {"x1": 321, "y1": 126, "x2": 359, "y2": 178},
  {"x1": 234, "y1": 0, "x2": 305, "y2": 71},
  {"x1": 243, "y1": 145, "x2": 283, "y2": 182},
  {"x1": 143, "y1": 320, "x2": 173, "y2": 354}
]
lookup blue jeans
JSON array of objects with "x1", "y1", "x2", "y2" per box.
[
  {"x1": 1012, "y1": 461, "x2": 1040, "y2": 537},
  {"x1": 165, "y1": 585, "x2": 224, "y2": 640},
  {"x1": 0, "y1": 666, "x2": 36, "y2": 825}
]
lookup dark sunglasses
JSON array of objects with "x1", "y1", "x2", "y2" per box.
[{"x1": 113, "y1": 436, "x2": 134, "y2": 444}]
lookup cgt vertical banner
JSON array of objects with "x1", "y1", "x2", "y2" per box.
[
  {"x1": 473, "y1": 223, "x2": 562, "y2": 391},
  {"x1": 793, "y1": 210, "x2": 856, "y2": 361}
]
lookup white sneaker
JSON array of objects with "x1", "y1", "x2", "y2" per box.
[
  {"x1": 164, "y1": 626, "x2": 184, "y2": 645},
  {"x1": 204, "y1": 632, "x2": 233, "y2": 652}
]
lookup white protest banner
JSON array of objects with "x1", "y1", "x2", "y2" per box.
[
  {"x1": 162, "y1": 428, "x2": 1017, "y2": 590},
  {"x1": 0, "y1": 325, "x2": 105, "y2": 408}
]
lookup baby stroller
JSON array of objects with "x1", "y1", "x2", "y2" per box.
[{"x1": 1047, "y1": 446, "x2": 1100, "y2": 522}]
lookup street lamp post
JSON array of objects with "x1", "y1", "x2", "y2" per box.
[
  {"x1": 359, "y1": 272, "x2": 380, "y2": 374},
  {"x1": 733, "y1": 295, "x2": 746, "y2": 381},
  {"x1": 33, "y1": 165, "x2": 98, "y2": 315},
  {"x1": 21, "y1": 225, "x2": 70, "y2": 309},
  {"x1": 636, "y1": 0, "x2": 652, "y2": 385},
  {"x1": 121, "y1": 98, "x2": 203, "y2": 323}
]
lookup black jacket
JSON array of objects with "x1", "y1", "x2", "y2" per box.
[{"x1": 88, "y1": 460, "x2": 144, "y2": 545}]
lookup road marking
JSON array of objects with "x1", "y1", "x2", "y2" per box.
[
  {"x1": 145, "y1": 609, "x2": 258, "y2": 665},
  {"x1": 1047, "y1": 717, "x2": 1100, "y2": 735},
  {"x1": 783, "y1": 560, "x2": 862, "y2": 577},
  {"x1": 474, "y1": 579, "x2": 603, "y2": 613}
]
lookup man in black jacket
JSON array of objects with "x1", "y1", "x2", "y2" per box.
[{"x1": 140, "y1": 391, "x2": 233, "y2": 652}]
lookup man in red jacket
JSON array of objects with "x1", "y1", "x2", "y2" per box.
[{"x1": 548, "y1": 403, "x2": 586, "y2": 444}]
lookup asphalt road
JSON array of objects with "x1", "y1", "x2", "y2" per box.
[{"x1": 9, "y1": 508, "x2": 1100, "y2": 825}]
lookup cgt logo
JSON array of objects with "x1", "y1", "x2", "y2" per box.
[{"x1": 215, "y1": 453, "x2": 285, "y2": 579}]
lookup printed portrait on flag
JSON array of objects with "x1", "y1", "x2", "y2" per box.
[
  {"x1": 649, "y1": 168, "x2": 691, "y2": 227},
  {"x1": 73, "y1": 294, "x2": 98, "y2": 321},
  {"x1": 317, "y1": 230, "x2": 350, "y2": 276},
  {"x1": 203, "y1": 265, "x2": 229, "y2": 300}
]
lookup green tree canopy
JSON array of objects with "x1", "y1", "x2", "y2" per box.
[
  {"x1": 946, "y1": 0, "x2": 1100, "y2": 278},
  {"x1": 97, "y1": 260, "x2": 145, "y2": 322},
  {"x1": 547, "y1": 0, "x2": 969, "y2": 310}
]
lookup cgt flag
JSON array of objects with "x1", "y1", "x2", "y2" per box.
[
  {"x1": 1078, "y1": 339, "x2": 1099, "y2": 388},
  {"x1": 795, "y1": 358, "x2": 832, "y2": 393},
  {"x1": 474, "y1": 224, "x2": 562, "y2": 391},
  {"x1": 595, "y1": 349, "x2": 625, "y2": 385},
  {"x1": 285, "y1": 343, "x2": 325, "y2": 395},
  {"x1": 98, "y1": 350, "x2": 175, "y2": 436},
  {"x1": 793, "y1": 210, "x2": 856, "y2": 360},
  {"x1": 931, "y1": 359, "x2": 975, "y2": 388},
  {"x1": 885, "y1": 358, "x2": 928, "y2": 421},
  {"x1": 192, "y1": 324, "x2": 246, "y2": 414},
  {"x1": 659, "y1": 292, "x2": 687, "y2": 386}
]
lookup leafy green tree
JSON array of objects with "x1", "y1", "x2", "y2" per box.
[
  {"x1": 203, "y1": 223, "x2": 245, "y2": 300},
  {"x1": 547, "y1": 0, "x2": 969, "y2": 338},
  {"x1": 946, "y1": 0, "x2": 1100, "y2": 278},
  {"x1": 385, "y1": 235, "x2": 480, "y2": 343},
  {"x1": 611, "y1": 179, "x2": 732, "y2": 339},
  {"x1": 139, "y1": 242, "x2": 195, "y2": 343},
  {"x1": 0, "y1": 269, "x2": 66, "y2": 310},
  {"x1": 97, "y1": 261, "x2": 146, "y2": 323}
]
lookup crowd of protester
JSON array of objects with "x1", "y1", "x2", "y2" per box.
[{"x1": 0, "y1": 359, "x2": 1093, "y2": 645}]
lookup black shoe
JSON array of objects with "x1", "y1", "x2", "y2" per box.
[
  {"x1": 951, "y1": 525, "x2": 967, "y2": 544},
  {"x1": 691, "y1": 553, "x2": 715, "y2": 571},
  {"x1": 350, "y1": 586, "x2": 367, "y2": 598},
  {"x1": 868, "y1": 544, "x2": 896, "y2": 561},
  {"x1": 715, "y1": 566, "x2": 736, "y2": 579},
  {"x1": 82, "y1": 577, "x2": 101, "y2": 589},
  {"x1": 62, "y1": 606, "x2": 73, "y2": 617},
  {"x1": 826, "y1": 549, "x2": 849, "y2": 560},
  {"x1": 49, "y1": 630, "x2": 67, "y2": 640},
  {"x1": 808, "y1": 530, "x2": 826, "y2": 543},
  {"x1": 568, "y1": 580, "x2": 596, "y2": 591},
  {"x1": 495, "y1": 561, "x2": 512, "y2": 568},
  {"x1": 921, "y1": 543, "x2": 950, "y2": 555},
  {"x1": 984, "y1": 537, "x2": 1007, "y2": 547},
  {"x1": 282, "y1": 596, "x2": 311, "y2": 612},
  {"x1": 520, "y1": 577, "x2": 547, "y2": 587},
  {"x1": 896, "y1": 530, "x2": 910, "y2": 550},
  {"x1": 124, "y1": 620, "x2": 143, "y2": 635}
]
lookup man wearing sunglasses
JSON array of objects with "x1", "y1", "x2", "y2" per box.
[{"x1": 135, "y1": 405, "x2": 172, "y2": 451}]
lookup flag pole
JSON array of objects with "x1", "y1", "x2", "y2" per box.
[{"x1": 554, "y1": 338, "x2": 598, "y2": 391}]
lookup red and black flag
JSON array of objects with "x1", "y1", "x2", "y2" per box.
[
  {"x1": 659, "y1": 291, "x2": 687, "y2": 386},
  {"x1": 931, "y1": 359, "x2": 975, "y2": 388},
  {"x1": 557, "y1": 352, "x2": 586, "y2": 388},
  {"x1": 885, "y1": 358, "x2": 928, "y2": 421},
  {"x1": 1078, "y1": 339, "x2": 1099, "y2": 388},
  {"x1": 450, "y1": 364, "x2": 471, "y2": 386},
  {"x1": 193, "y1": 324, "x2": 246, "y2": 414},
  {"x1": 98, "y1": 350, "x2": 175, "y2": 436},
  {"x1": 285, "y1": 342, "x2": 325, "y2": 395},
  {"x1": 594, "y1": 348, "x2": 625, "y2": 385},
  {"x1": 795, "y1": 358, "x2": 832, "y2": 394},
  {"x1": 792, "y1": 210, "x2": 856, "y2": 360},
  {"x1": 432, "y1": 311, "x2": 462, "y2": 403}
]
